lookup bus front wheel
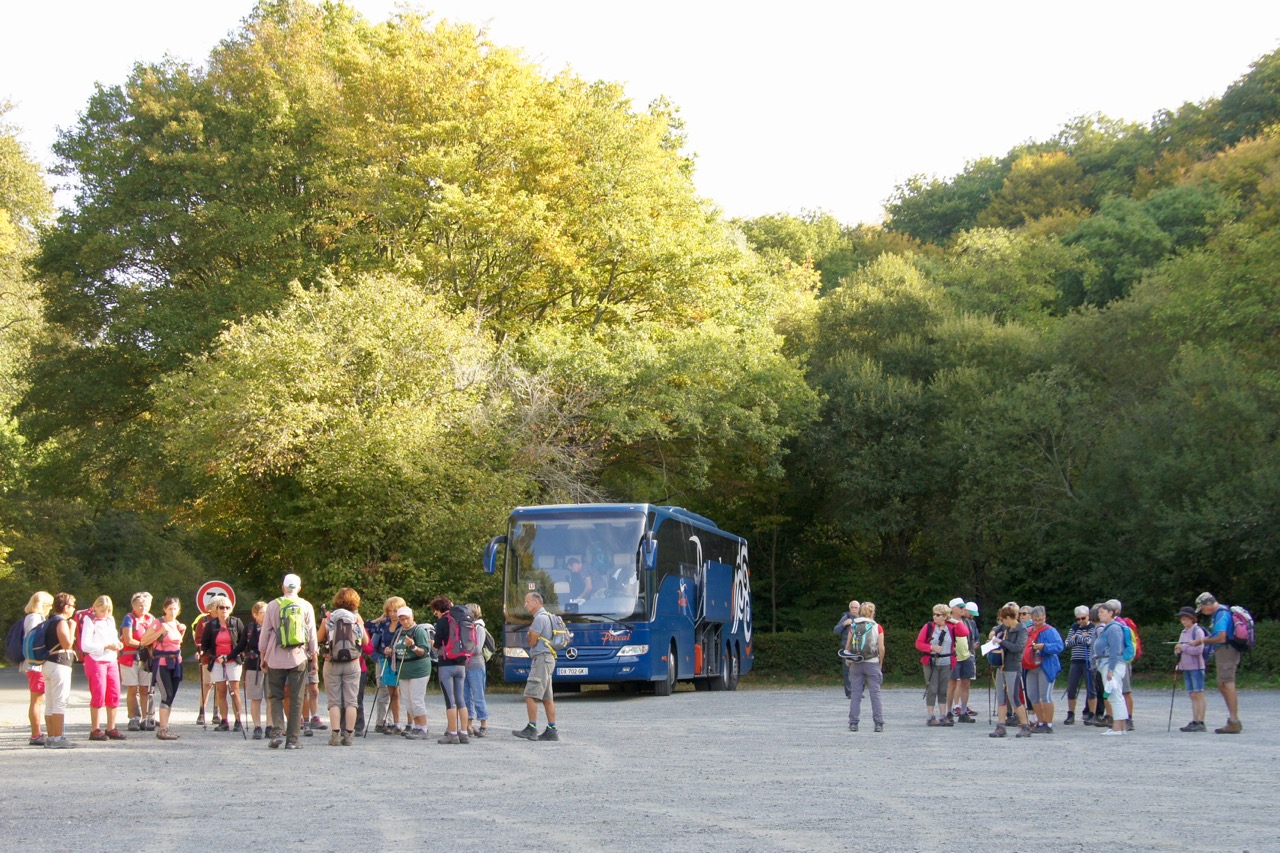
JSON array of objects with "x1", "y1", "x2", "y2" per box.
[{"x1": 653, "y1": 643, "x2": 677, "y2": 696}]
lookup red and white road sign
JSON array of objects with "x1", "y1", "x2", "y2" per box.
[{"x1": 196, "y1": 580, "x2": 236, "y2": 614}]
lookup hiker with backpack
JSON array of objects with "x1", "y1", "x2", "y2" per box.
[
  {"x1": 118, "y1": 592, "x2": 157, "y2": 732},
  {"x1": 431, "y1": 596, "x2": 475, "y2": 744},
  {"x1": 946, "y1": 598, "x2": 979, "y2": 723},
  {"x1": 915, "y1": 603, "x2": 959, "y2": 727},
  {"x1": 80, "y1": 595, "x2": 127, "y2": 742},
  {"x1": 1174, "y1": 606, "x2": 1209, "y2": 732},
  {"x1": 36, "y1": 592, "x2": 80, "y2": 749},
  {"x1": 316, "y1": 587, "x2": 371, "y2": 745},
  {"x1": 465, "y1": 602, "x2": 492, "y2": 738},
  {"x1": 1191, "y1": 592, "x2": 1246, "y2": 734},
  {"x1": 259, "y1": 573, "x2": 319, "y2": 749},
  {"x1": 392, "y1": 604, "x2": 433, "y2": 740},
  {"x1": 17, "y1": 591, "x2": 53, "y2": 745},
  {"x1": 989, "y1": 602, "x2": 1033, "y2": 738},
  {"x1": 834, "y1": 599, "x2": 861, "y2": 699},
  {"x1": 1107, "y1": 599, "x2": 1140, "y2": 731},
  {"x1": 1094, "y1": 601, "x2": 1130, "y2": 736},
  {"x1": 843, "y1": 601, "x2": 885, "y2": 732},
  {"x1": 140, "y1": 596, "x2": 187, "y2": 741},
  {"x1": 200, "y1": 595, "x2": 247, "y2": 733},
  {"x1": 513, "y1": 590, "x2": 559, "y2": 741}
]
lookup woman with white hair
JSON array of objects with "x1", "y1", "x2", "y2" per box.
[
  {"x1": 1063, "y1": 605, "x2": 1097, "y2": 724},
  {"x1": 915, "y1": 603, "x2": 955, "y2": 727},
  {"x1": 119, "y1": 591, "x2": 157, "y2": 731},
  {"x1": 200, "y1": 594, "x2": 247, "y2": 732}
]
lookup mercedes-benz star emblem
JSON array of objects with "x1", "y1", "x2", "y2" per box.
[{"x1": 565, "y1": 648, "x2": 578, "y2": 660}]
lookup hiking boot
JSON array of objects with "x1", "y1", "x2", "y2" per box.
[
  {"x1": 215, "y1": 720, "x2": 230, "y2": 732},
  {"x1": 143, "y1": 719, "x2": 157, "y2": 731},
  {"x1": 284, "y1": 740, "x2": 301, "y2": 749},
  {"x1": 45, "y1": 736, "x2": 75, "y2": 749},
  {"x1": 989, "y1": 725, "x2": 1007, "y2": 738},
  {"x1": 106, "y1": 729, "x2": 126, "y2": 740},
  {"x1": 848, "y1": 723, "x2": 859, "y2": 732},
  {"x1": 1063, "y1": 712, "x2": 1075, "y2": 725},
  {"x1": 233, "y1": 719, "x2": 243, "y2": 732},
  {"x1": 303, "y1": 722, "x2": 313, "y2": 737},
  {"x1": 1094, "y1": 715, "x2": 1113, "y2": 727},
  {"x1": 1180, "y1": 721, "x2": 1206, "y2": 733},
  {"x1": 29, "y1": 734, "x2": 47, "y2": 746},
  {"x1": 958, "y1": 713, "x2": 975, "y2": 723},
  {"x1": 939, "y1": 716, "x2": 955, "y2": 727},
  {"x1": 1081, "y1": 712, "x2": 1095, "y2": 725},
  {"x1": 1005, "y1": 714, "x2": 1018, "y2": 726},
  {"x1": 1125, "y1": 719, "x2": 1134, "y2": 731},
  {"x1": 1016, "y1": 724, "x2": 1034, "y2": 738},
  {"x1": 269, "y1": 735, "x2": 283, "y2": 748},
  {"x1": 926, "y1": 717, "x2": 940, "y2": 727},
  {"x1": 253, "y1": 726, "x2": 264, "y2": 740},
  {"x1": 127, "y1": 717, "x2": 141, "y2": 732},
  {"x1": 512, "y1": 725, "x2": 538, "y2": 740},
  {"x1": 156, "y1": 728, "x2": 179, "y2": 741},
  {"x1": 477, "y1": 726, "x2": 487, "y2": 738},
  {"x1": 195, "y1": 711, "x2": 206, "y2": 726},
  {"x1": 1215, "y1": 719, "x2": 1243, "y2": 734},
  {"x1": 90, "y1": 729, "x2": 108, "y2": 741},
  {"x1": 384, "y1": 724, "x2": 403, "y2": 735},
  {"x1": 212, "y1": 712, "x2": 221, "y2": 726},
  {"x1": 537, "y1": 727, "x2": 560, "y2": 741},
  {"x1": 310, "y1": 716, "x2": 327, "y2": 730},
  {"x1": 328, "y1": 731, "x2": 342, "y2": 746},
  {"x1": 374, "y1": 724, "x2": 387, "y2": 734},
  {"x1": 341, "y1": 732, "x2": 353, "y2": 746},
  {"x1": 437, "y1": 732, "x2": 460, "y2": 744},
  {"x1": 402, "y1": 727, "x2": 427, "y2": 740},
  {"x1": 873, "y1": 722, "x2": 884, "y2": 733},
  {"x1": 457, "y1": 731, "x2": 470, "y2": 744}
]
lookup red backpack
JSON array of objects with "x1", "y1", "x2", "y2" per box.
[{"x1": 70, "y1": 608, "x2": 94, "y2": 662}]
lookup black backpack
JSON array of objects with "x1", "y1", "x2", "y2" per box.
[{"x1": 5, "y1": 619, "x2": 26, "y2": 665}]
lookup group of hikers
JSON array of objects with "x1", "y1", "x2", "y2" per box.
[
  {"x1": 11, "y1": 574, "x2": 559, "y2": 750},
  {"x1": 836, "y1": 592, "x2": 1254, "y2": 737}
]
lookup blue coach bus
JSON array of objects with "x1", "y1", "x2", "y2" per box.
[{"x1": 482, "y1": 503, "x2": 753, "y2": 694}]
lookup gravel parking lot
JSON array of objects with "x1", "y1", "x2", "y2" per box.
[{"x1": 2, "y1": 667, "x2": 1277, "y2": 852}]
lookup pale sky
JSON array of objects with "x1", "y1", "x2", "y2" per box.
[{"x1": 3, "y1": 1, "x2": 1280, "y2": 225}]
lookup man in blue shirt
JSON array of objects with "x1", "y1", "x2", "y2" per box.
[{"x1": 1191, "y1": 592, "x2": 1242, "y2": 734}]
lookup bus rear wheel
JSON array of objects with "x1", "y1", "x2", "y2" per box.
[
  {"x1": 707, "y1": 644, "x2": 731, "y2": 691},
  {"x1": 653, "y1": 642, "x2": 677, "y2": 696}
]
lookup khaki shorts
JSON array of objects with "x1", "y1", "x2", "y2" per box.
[
  {"x1": 323, "y1": 660, "x2": 361, "y2": 709},
  {"x1": 1215, "y1": 645, "x2": 1241, "y2": 683},
  {"x1": 211, "y1": 661, "x2": 242, "y2": 683},
  {"x1": 524, "y1": 654, "x2": 555, "y2": 702},
  {"x1": 245, "y1": 669, "x2": 267, "y2": 702},
  {"x1": 120, "y1": 660, "x2": 151, "y2": 688}
]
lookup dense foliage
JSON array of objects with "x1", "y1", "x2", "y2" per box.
[{"x1": 2, "y1": 1, "x2": 1277, "y2": 642}]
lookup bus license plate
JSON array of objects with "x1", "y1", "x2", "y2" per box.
[{"x1": 556, "y1": 667, "x2": 587, "y2": 676}]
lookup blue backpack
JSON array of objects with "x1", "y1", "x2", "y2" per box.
[
  {"x1": 1118, "y1": 622, "x2": 1136, "y2": 663},
  {"x1": 23, "y1": 616, "x2": 59, "y2": 664}
]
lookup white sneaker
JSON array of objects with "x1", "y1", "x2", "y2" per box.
[{"x1": 1102, "y1": 729, "x2": 1127, "y2": 736}]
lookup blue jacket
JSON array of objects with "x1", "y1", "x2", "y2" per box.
[
  {"x1": 1034, "y1": 624, "x2": 1065, "y2": 682},
  {"x1": 1093, "y1": 620, "x2": 1125, "y2": 671}
]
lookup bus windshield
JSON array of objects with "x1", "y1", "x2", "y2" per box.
[{"x1": 505, "y1": 512, "x2": 645, "y2": 622}]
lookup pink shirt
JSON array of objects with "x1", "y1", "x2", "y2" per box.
[{"x1": 154, "y1": 619, "x2": 185, "y2": 653}]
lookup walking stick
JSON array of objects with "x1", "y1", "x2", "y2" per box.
[
  {"x1": 1167, "y1": 662, "x2": 1180, "y2": 732},
  {"x1": 365, "y1": 657, "x2": 385, "y2": 739}
]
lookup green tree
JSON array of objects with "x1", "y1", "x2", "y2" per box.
[{"x1": 885, "y1": 157, "x2": 1007, "y2": 244}]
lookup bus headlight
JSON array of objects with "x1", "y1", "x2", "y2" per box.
[
  {"x1": 505, "y1": 647, "x2": 529, "y2": 658},
  {"x1": 616, "y1": 645, "x2": 649, "y2": 657}
]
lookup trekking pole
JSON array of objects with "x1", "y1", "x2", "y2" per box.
[
  {"x1": 1167, "y1": 662, "x2": 1179, "y2": 732},
  {"x1": 365, "y1": 657, "x2": 385, "y2": 739}
]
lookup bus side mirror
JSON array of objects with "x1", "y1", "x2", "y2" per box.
[
  {"x1": 482, "y1": 535, "x2": 507, "y2": 575},
  {"x1": 641, "y1": 531, "x2": 657, "y2": 571}
]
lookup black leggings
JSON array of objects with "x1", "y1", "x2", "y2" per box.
[
  {"x1": 1066, "y1": 659, "x2": 1097, "y2": 701},
  {"x1": 155, "y1": 657, "x2": 183, "y2": 708}
]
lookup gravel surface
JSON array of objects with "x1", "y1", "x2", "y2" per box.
[{"x1": 2, "y1": 666, "x2": 1277, "y2": 852}]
